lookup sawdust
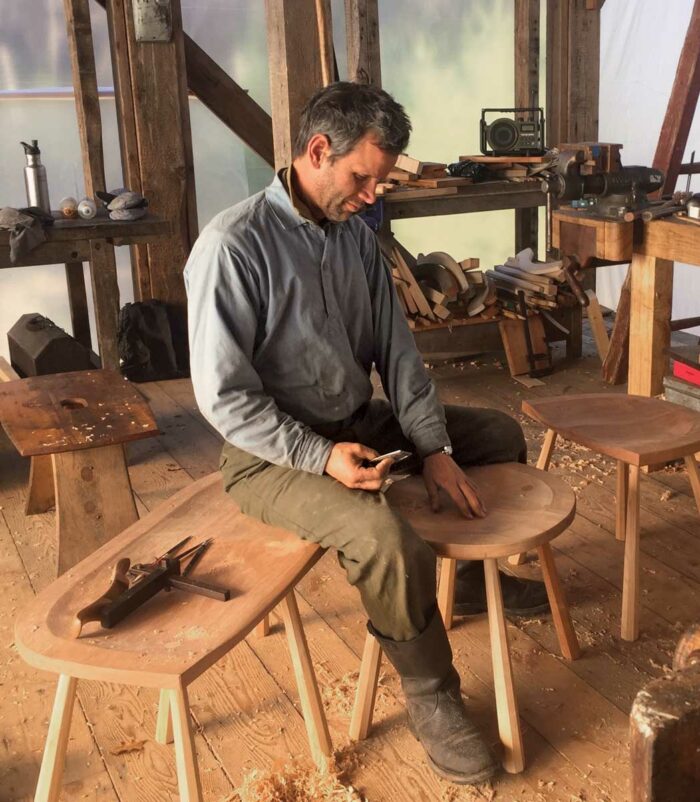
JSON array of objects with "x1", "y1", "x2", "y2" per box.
[
  {"x1": 321, "y1": 670, "x2": 394, "y2": 719},
  {"x1": 227, "y1": 750, "x2": 366, "y2": 802},
  {"x1": 439, "y1": 781, "x2": 495, "y2": 801},
  {"x1": 659, "y1": 489, "x2": 673, "y2": 502}
]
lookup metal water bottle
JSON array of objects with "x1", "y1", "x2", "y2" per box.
[{"x1": 21, "y1": 140, "x2": 51, "y2": 213}]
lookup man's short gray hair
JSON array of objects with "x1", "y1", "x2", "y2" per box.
[{"x1": 293, "y1": 81, "x2": 411, "y2": 160}]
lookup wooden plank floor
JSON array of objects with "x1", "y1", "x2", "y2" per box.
[{"x1": 2, "y1": 330, "x2": 699, "y2": 801}]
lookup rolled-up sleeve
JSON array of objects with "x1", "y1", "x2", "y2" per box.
[
  {"x1": 360, "y1": 229, "x2": 450, "y2": 457},
  {"x1": 185, "y1": 234, "x2": 334, "y2": 474}
]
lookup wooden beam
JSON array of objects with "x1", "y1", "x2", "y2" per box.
[
  {"x1": 184, "y1": 36, "x2": 275, "y2": 166},
  {"x1": 265, "y1": 0, "x2": 324, "y2": 169},
  {"x1": 63, "y1": 0, "x2": 120, "y2": 370},
  {"x1": 514, "y1": 0, "x2": 540, "y2": 253},
  {"x1": 652, "y1": 0, "x2": 700, "y2": 193},
  {"x1": 546, "y1": 0, "x2": 600, "y2": 147},
  {"x1": 345, "y1": 0, "x2": 381, "y2": 86},
  {"x1": 316, "y1": 0, "x2": 334, "y2": 87}
]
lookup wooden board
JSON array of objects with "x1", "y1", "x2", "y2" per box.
[
  {"x1": 522, "y1": 393, "x2": 700, "y2": 466},
  {"x1": 345, "y1": 0, "x2": 381, "y2": 86},
  {"x1": 552, "y1": 209, "x2": 633, "y2": 261},
  {"x1": 0, "y1": 370, "x2": 158, "y2": 456},
  {"x1": 459, "y1": 154, "x2": 547, "y2": 164}
]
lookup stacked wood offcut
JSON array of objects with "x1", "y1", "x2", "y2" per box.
[
  {"x1": 380, "y1": 235, "x2": 498, "y2": 328},
  {"x1": 376, "y1": 153, "x2": 473, "y2": 195},
  {"x1": 485, "y1": 248, "x2": 568, "y2": 314}
]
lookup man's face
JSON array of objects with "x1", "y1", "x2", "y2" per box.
[{"x1": 313, "y1": 133, "x2": 397, "y2": 222}]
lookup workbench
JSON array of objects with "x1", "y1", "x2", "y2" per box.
[
  {"x1": 553, "y1": 209, "x2": 700, "y2": 396},
  {"x1": 0, "y1": 213, "x2": 170, "y2": 372}
]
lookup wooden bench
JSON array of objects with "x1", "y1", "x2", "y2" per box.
[
  {"x1": 14, "y1": 473, "x2": 332, "y2": 802},
  {"x1": 351, "y1": 462, "x2": 580, "y2": 774},
  {"x1": 0, "y1": 368, "x2": 158, "y2": 575}
]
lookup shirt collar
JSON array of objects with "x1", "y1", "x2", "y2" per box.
[{"x1": 264, "y1": 168, "x2": 315, "y2": 230}]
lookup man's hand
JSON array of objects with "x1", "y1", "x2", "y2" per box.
[
  {"x1": 324, "y1": 442, "x2": 393, "y2": 491},
  {"x1": 422, "y1": 453, "x2": 487, "y2": 519}
]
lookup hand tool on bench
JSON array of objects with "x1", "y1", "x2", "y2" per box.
[{"x1": 72, "y1": 536, "x2": 230, "y2": 637}]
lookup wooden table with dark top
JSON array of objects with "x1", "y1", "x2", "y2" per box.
[{"x1": 0, "y1": 213, "x2": 171, "y2": 372}]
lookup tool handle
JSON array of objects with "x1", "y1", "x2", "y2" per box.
[{"x1": 100, "y1": 565, "x2": 171, "y2": 628}]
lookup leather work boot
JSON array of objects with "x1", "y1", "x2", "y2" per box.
[
  {"x1": 453, "y1": 560, "x2": 550, "y2": 617},
  {"x1": 370, "y1": 609, "x2": 498, "y2": 785}
]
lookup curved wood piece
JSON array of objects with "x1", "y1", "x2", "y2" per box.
[
  {"x1": 349, "y1": 633, "x2": 382, "y2": 742},
  {"x1": 537, "y1": 544, "x2": 580, "y2": 661},
  {"x1": 484, "y1": 559, "x2": 524, "y2": 774},
  {"x1": 385, "y1": 463, "x2": 576, "y2": 560},
  {"x1": 15, "y1": 473, "x2": 324, "y2": 689},
  {"x1": 72, "y1": 557, "x2": 131, "y2": 638},
  {"x1": 522, "y1": 394, "x2": 700, "y2": 467},
  {"x1": 34, "y1": 674, "x2": 78, "y2": 802}
]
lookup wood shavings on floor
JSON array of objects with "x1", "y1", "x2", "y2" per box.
[
  {"x1": 438, "y1": 780, "x2": 495, "y2": 801},
  {"x1": 227, "y1": 751, "x2": 366, "y2": 802},
  {"x1": 321, "y1": 670, "x2": 394, "y2": 718}
]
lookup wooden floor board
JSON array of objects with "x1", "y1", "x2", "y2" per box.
[{"x1": 4, "y1": 339, "x2": 700, "y2": 800}]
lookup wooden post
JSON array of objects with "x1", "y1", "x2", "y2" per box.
[
  {"x1": 652, "y1": 0, "x2": 700, "y2": 195},
  {"x1": 345, "y1": 0, "x2": 381, "y2": 86},
  {"x1": 106, "y1": 0, "x2": 198, "y2": 368},
  {"x1": 514, "y1": 0, "x2": 539, "y2": 253},
  {"x1": 546, "y1": 0, "x2": 600, "y2": 147},
  {"x1": 265, "y1": 0, "x2": 325, "y2": 169},
  {"x1": 63, "y1": 0, "x2": 120, "y2": 370},
  {"x1": 628, "y1": 254, "x2": 674, "y2": 397}
]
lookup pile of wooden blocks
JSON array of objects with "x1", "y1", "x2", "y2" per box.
[
  {"x1": 485, "y1": 248, "x2": 566, "y2": 313},
  {"x1": 383, "y1": 237, "x2": 497, "y2": 328},
  {"x1": 377, "y1": 154, "x2": 472, "y2": 194}
]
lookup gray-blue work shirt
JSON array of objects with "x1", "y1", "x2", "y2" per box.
[{"x1": 184, "y1": 172, "x2": 450, "y2": 475}]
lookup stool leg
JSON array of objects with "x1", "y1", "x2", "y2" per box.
[
  {"x1": 26, "y1": 455, "x2": 55, "y2": 515},
  {"x1": 349, "y1": 632, "x2": 383, "y2": 741},
  {"x1": 621, "y1": 465, "x2": 642, "y2": 641},
  {"x1": 155, "y1": 688, "x2": 173, "y2": 744},
  {"x1": 280, "y1": 590, "x2": 332, "y2": 770},
  {"x1": 437, "y1": 557, "x2": 456, "y2": 630},
  {"x1": 254, "y1": 614, "x2": 271, "y2": 638},
  {"x1": 35, "y1": 674, "x2": 78, "y2": 802},
  {"x1": 484, "y1": 559, "x2": 524, "y2": 773},
  {"x1": 509, "y1": 429, "x2": 558, "y2": 566},
  {"x1": 53, "y1": 444, "x2": 138, "y2": 576},
  {"x1": 169, "y1": 685, "x2": 203, "y2": 802},
  {"x1": 685, "y1": 455, "x2": 700, "y2": 514},
  {"x1": 616, "y1": 461, "x2": 629, "y2": 542},
  {"x1": 537, "y1": 544, "x2": 581, "y2": 661}
]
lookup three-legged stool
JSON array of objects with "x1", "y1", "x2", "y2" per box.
[
  {"x1": 350, "y1": 462, "x2": 580, "y2": 774},
  {"x1": 520, "y1": 393, "x2": 700, "y2": 641},
  {"x1": 15, "y1": 473, "x2": 332, "y2": 802}
]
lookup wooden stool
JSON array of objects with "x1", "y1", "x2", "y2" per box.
[
  {"x1": 521, "y1": 393, "x2": 700, "y2": 641},
  {"x1": 15, "y1": 473, "x2": 332, "y2": 802},
  {"x1": 350, "y1": 463, "x2": 580, "y2": 774},
  {"x1": 0, "y1": 369, "x2": 158, "y2": 575}
]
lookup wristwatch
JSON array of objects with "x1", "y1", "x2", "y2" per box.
[{"x1": 424, "y1": 445, "x2": 453, "y2": 458}]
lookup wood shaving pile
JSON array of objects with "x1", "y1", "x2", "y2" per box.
[
  {"x1": 439, "y1": 781, "x2": 495, "y2": 801},
  {"x1": 229, "y1": 755, "x2": 366, "y2": 802}
]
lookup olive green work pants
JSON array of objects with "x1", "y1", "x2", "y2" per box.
[{"x1": 220, "y1": 400, "x2": 526, "y2": 642}]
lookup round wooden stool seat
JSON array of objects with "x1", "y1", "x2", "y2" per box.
[
  {"x1": 385, "y1": 462, "x2": 576, "y2": 559},
  {"x1": 351, "y1": 462, "x2": 580, "y2": 775},
  {"x1": 521, "y1": 393, "x2": 700, "y2": 642}
]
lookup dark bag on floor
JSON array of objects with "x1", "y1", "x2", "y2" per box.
[{"x1": 118, "y1": 300, "x2": 181, "y2": 382}]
